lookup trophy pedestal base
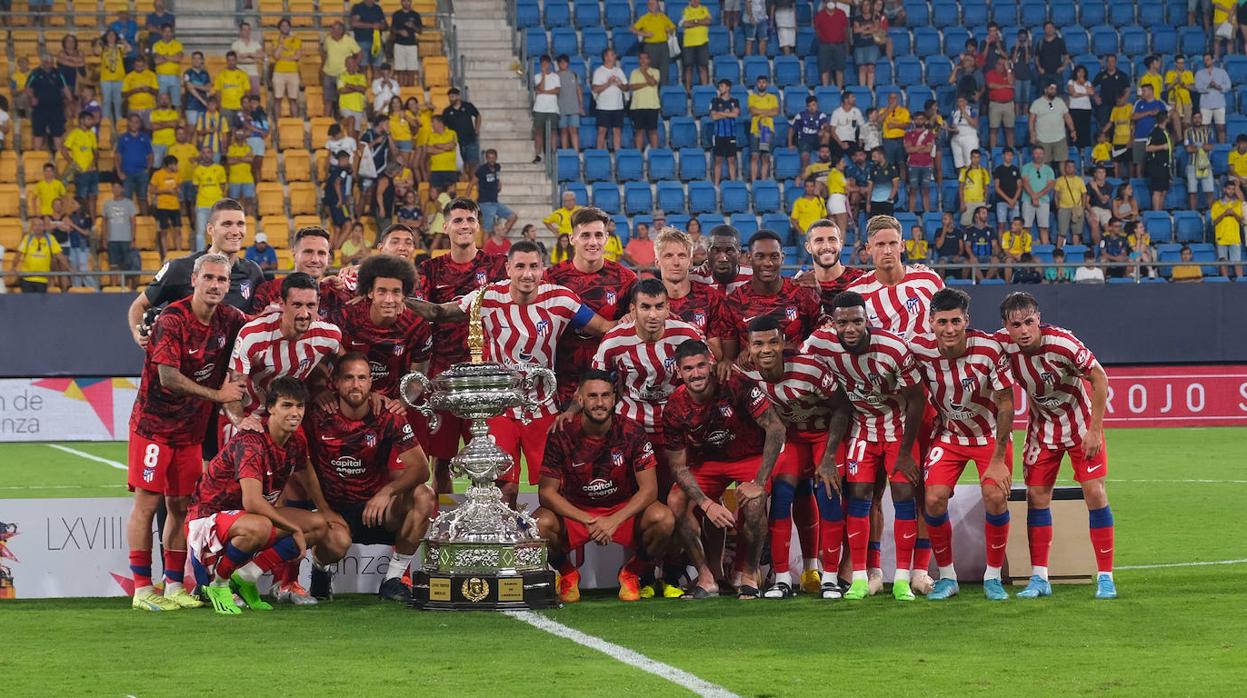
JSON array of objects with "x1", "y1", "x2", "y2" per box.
[{"x1": 411, "y1": 570, "x2": 559, "y2": 611}]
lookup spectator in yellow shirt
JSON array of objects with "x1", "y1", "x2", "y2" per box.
[
  {"x1": 1170, "y1": 245, "x2": 1203, "y2": 282},
  {"x1": 150, "y1": 24, "x2": 184, "y2": 104},
  {"x1": 60, "y1": 111, "x2": 100, "y2": 216},
  {"x1": 748, "y1": 75, "x2": 779, "y2": 179},
  {"x1": 168, "y1": 126, "x2": 201, "y2": 218},
  {"x1": 321, "y1": 21, "x2": 362, "y2": 117},
  {"x1": 150, "y1": 155, "x2": 183, "y2": 254},
  {"x1": 1227, "y1": 134, "x2": 1247, "y2": 189},
  {"x1": 633, "y1": 0, "x2": 676, "y2": 86},
  {"x1": 214, "y1": 51, "x2": 250, "y2": 121},
  {"x1": 1001, "y1": 218, "x2": 1033, "y2": 278},
  {"x1": 604, "y1": 226, "x2": 624, "y2": 263},
  {"x1": 790, "y1": 177, "x2": 829, "y2": 235},
  {"x1": 33, "y1": 162, "x2": 67, "y2": 217},
  {"x1": 1054, "y1": 160, "x2": 1088, "y2": 245},
  {"x1": 337, "y1": 54, "x2": 370, "y2": 137},
  {"x1": 425, "y1": 115, "x2": 461, "y2": 192},
  {"x1": 149, "y1": 92, "x2": 180, "y2": 167},
  {"x1": 1211, "y1": 181, "x2": 1244, "y2": 278},
  {"x1": 905, "y1": 224, "x2": 930, "y2": 262},
  {"x1": 681, "y1": 0, "x2": 713, "y2": 89},
  {"x1": 226, "y1": 127, "x2": 256, "y2": 215},
  {"x1": 8, "y1": 217, "x2": 66, "y2": 293},
  {"x1": 122, "y1": 55, "x2": 159, "y2": 125},
  {"x1": 195, "y1": 95, "x2": 229, "y2": 159},
  {"x1": 880, "y1": 92, "x2": 910, "y2": 170},
  {"x1": 543, "y1": 190, "x2": 581, "y2": 236},
  {"x1": 1105, "y1": 92, "x2": 1134, "y2": 178},
  {"x1": 192, "y1": 145, "x2": 228, "y2": 248},
  {"x1": 958, "y1": 149, "x2": 991, "y2": 226},
  {"x1": 1164, "y1": 55, "x2": 1195, "y2": 134},
  {"x1": 270, "y1": 19, "x2": 304, "y2": 118},
  {"x1": 1091, "y1": 131, "x2": 1113, "y2": 169}
]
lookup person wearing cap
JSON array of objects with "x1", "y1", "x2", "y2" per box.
[{"x1": 246, "y1": 232, "x2": 278, "y2": 277}]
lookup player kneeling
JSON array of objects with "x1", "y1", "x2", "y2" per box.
[
  {"x1": 306, "y1": 353, "x2": 438, "y2": 603},
  {"x1": 535, "y1": 370, "x2": 676, "y2": 603},
  {"x1": 187, "y1": 378, "x2": 348, "y2": 615}
]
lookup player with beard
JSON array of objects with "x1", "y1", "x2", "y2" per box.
[
  {"x1": 736, "y1": 317, "x2": 851, "y2": 600},
  {"x1": 996, "y1": 292, "x2": 1116, "y2": 599},
  {"x1": 417, "y1": 198, "x2": 507, "y2": 493},
  {"x1": 798, "y1": 218, "x2": 864, "y2": 315},
  {"x1": 305, "y1": 353, "x2": 438, "y2": 603},
  {"x1": 536, "y1": 370, "x2": 676, "y2": 603},
  {"x1": 410, "y1": 241, "x2": 617, "y2": 507},
  {"x1": 662, "y1": 340, "x2": 788, "y2": 600},
  {"x1": 188, "y1": 378, "x2": 347, "y2": 615},
  {"x1": 653, "y1": 227, "x2": 736, "y2": 363},
  {"x1": 910, "y1": 288, "x2": 1016, "y2": 601},
  {"x1": 545, "y1": 206, "x2": 637, "y2": 405},
  {"x1": 331, "y1": 223, "x2": 423, "y2": 296},
  {"x1": 126, "y1": 253, "x2": 247, "y2": 611},
  {"x1": 803, "y1": 291, "x2": 928, "y2": 601},
  {"x1": 689, "y1": 225, "x2": 753, "y2": 294},
  {"x1": 722, "y1": 230, "x2": 822, "y2": 362},
  {"x1": 249, "y1": 226, "x2": 344, "y2": 319}
]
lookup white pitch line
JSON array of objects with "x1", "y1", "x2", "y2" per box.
[
  {"x1": 506, "y1": 610, "x2": 740, "y2": 698},
  {"x1": 46, "y1": 444, "x2": 128, "y2": 471},
  {"x1": 1117, "y1": 559, "x2": 1247, "y2": 571},
  {"x1": 0, "y1": 484, "x2": 127, "y2": 490}
]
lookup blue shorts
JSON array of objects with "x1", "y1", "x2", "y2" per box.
[
  {"x1": 908, "y1": 165, "x2": 932, "y2": 188},
  {"x1": 744, "y1": 21, "x2": 770, "y2": 42},
  {"x1": 854, "y1": 45, "x2": 881, "y2": 66},
  {"x1": 76, "y1": 171, "x2": 100, "y2": 197},
  {"x1": 460, "y1": 140, "x2": 480, "y2": 165},
  {"x1": 356, "y1": 42, "x2": 382, "y2": 67},
  {"x1": 180, "y1": 181, "x2": 196, "y2": 204},
  {"x1": 396, "y1": 140, "x2": 413, "y2": 152},
  {"x1": 229, "y1": 182, "x2": 256, "y2": 199},
  {"x1": 479, "y1": 201, "x2": 515, "y2": 231},
  {"x1": 122, "y1": 172, "x2": 148, "y2": 202},
  {"x1": 246, "y1": 136, "x2": 266, "y2": 157},
  {"x1": 559, "y1": 114, "x2": 581, "y2": 129}
]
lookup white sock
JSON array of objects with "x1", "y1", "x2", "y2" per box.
[
  {"x1": 235, "y1": 561, "x2": 263, "y2": 584},
  {"x1": 133, "y1": 584, "x2": 154, "y2": 597},
  {"x1": 1032, "y1": 565, "x2": 1049, "y2": 580},
  {"x1": 984, "y1": 565, "x2": 1002, "y2": 581},
  {"x1": 386, "y1": 552, "x2": 413, "y2": 581},
  {"x1": 163, "y1": 581, "x2": 184, "y2": 596},
  {"x1": 938, "y1": 564, "x2": 957, "y2": 581},
  {"x1": 852, "y1": 570, "x2": 868, "y2": 582},
  {"x1": 803, "y1": 557, "x2": 820, "y2": 572},
  {"x1": 894, "y1": 568, "x2": 911, "y2": 583},
  {"x1": 821, "y1": 570, "x2": 838, "y2": 585}
]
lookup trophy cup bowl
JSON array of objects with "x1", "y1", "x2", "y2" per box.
[{"x1": 399, "y1": 361, "x2": 560, "y2": 610}]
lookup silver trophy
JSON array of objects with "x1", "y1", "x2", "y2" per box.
[{"x1": 398, "y1": 294, "x2": 559, "y2": 609}]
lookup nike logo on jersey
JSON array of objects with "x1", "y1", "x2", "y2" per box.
[
  {"x1": 188, "y1": 348, "x2": 200, "y2": 355},
  {"x1": 321, "y1": 435, "x2": 339, "y2": 442}
]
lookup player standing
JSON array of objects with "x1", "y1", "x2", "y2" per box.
[
  {"x1": 800, "y1": 218, "x2": 864, "y2": 315},
  {"x1": 125, "y1": 253, "x2": 247, "y2": 611},
  {"x1": 737, "y1": 317, "x2": 850, "y2": 600},
  {"x1": 804, "y1": 291, "x2": 927, "y2": 601},
  {"x1": 535, "y1": 370, "x2": 676, "y2": 603},
  {"x1": 187, "y1": 378, "x2": 346, "y2": 615},
  {"x1": 689, "y1": 224, "x2": 753, "y2": 294},
  {"x1": 417, "y1": 199, "x2": 507, "y2": 492},
  {"x1": 662, "y1": 340, "x2": 788, "y2": 600},
  {"x1": 249, "y1": 226, "x2": 344, "y2": 319},
  {"x1": 996, "y1": 292, "x2": 1117, "y2": 599},
  {"x1": 410, "y1": 241, "x2": 616, "y2": 506},
  {"x1": 653, "y1": 227, "x2": 737, "y2": 361},
  {"x1": 910, "y1": 288, "x2": 1016, "y2": 601},
  {"x1": 723, "y1": 230, "x2": 822, "y2": 356},
  {"x1": 305, "y1": 353, "x2": 439, "y2": 602},
  {"x1": 545, "y1": 207, "x2": 637, "y2": 404}
]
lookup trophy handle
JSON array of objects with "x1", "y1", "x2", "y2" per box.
[
  {"x1": 398, "y1": 371, "x2": 440, "y2": 432},
  {"x1": 516, "y1": 364, "x2": 557, "y2": 417}
]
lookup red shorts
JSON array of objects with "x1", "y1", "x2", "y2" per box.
[
  {"x1": 128, "y1": 432, "x2": 203, "y2": 496},
  {"x1": 1023, "y1": 438, "x2": 1109, "y2": 487},
  {"x1": 922, "y1": 439, "x2": 1014, "y2": 489},
  {"x1": 562, "y1": 501, "x2": 640, "y2": 550},
  {"x1": 488, "y1": 412, "x2": 558, "y2": 485},
  {"x1": 186, "y1": 510, "x2": 280, "y2": 570},
  {"x1": 917, "y1": 400, "x2": 939, "y2": 460},
  {"x1": 690, "y1": 454, "x2": 767, "y2": 502},
  {"x1": 420, "y1": 410, "x2": 474, "y2": 460},
  {"x1": 845, "y1": 437, "x2": 921, "y2": 485},
  {"x1": 773, "y1": 430, "x2": 832, "y2": 479}
]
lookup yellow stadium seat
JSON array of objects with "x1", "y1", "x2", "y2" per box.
[
  {"x1": 429, "y1": 92, "x2": 450, "y2": 112},
  {"x1": 277, "y1": 249, "x2": 293, "y2": 268},
  {"x1": 424, "y1": 57, "x2": 451, "y2": 89},
  {"x1": 48, "y1": 1, "x2": 69, "y2": 27},
  {"x1": 98, "y1": 151, "x2": 116, "y2": 174},
  {"x1": 292, "y1": 215, "x2": 322, "y2": 234},
  {"x1": 419, "y1": 31, "x2": 444, "y2": 58},
  {"x1": 260, "y1": 216, "x2": 291, "y2": 245},
  {"x1": 0, "y1": 185, "x2": 20, "y2": 217},
  {"x1": 135, "y1": 217, "x2": 158, "y2": 251},
  {"x1": 304, "y1": 86, "x2": 326, "y2": 118},
  {"x1": 98, "y1": 120, "x2": 115, "y2": 150},
  {"x1": 257, "y1": 183, "x2": 286, "y2": 217},
  {"x1": 44, "y1": 31, "x2": 69, "y2": 47},
  {"x1": 412, "y1": 0, "x2": 437, "y2": 12},
  {"x1": 288, "y1": 182, "x2": 318, "y2": 215},
  {"x1": 75, "y1": 7, "x2": 101, "y2": 27},
  {"x1": 0, "y1": 153, "x2": 18, "y2": 183},
  {"x1": 289, "y1": 0, "x2": 317, "y2": 27},
  {"x1": 23, "y1": 153, "x2": 56, "y2": 185},
  {"x1": 284, "y1": 150, "x2": 311, "y2": 182},
  {"x1": 140, "y1": 251, "x2": 162, "y2": 272},
  {"x1": 277, "y1": 119, "x2": 306, "y2": 151},
  {"x1": 0, "y1": 220, "x2": 24, "y2": 250},
  {"x1": 103, "y1": 0, "x2": 130, "y2": 13},
  {"x1": 258, "y1": 0, "x2": 285, "y2": 26},
  {"x1": 314, "y1": 149, "x2": 330, "y2": 181},
  {"x1": 309, "y1": 117, "x2": 337, "y2": 149},
  {"x1": 67, "y1": 286, "x2": 96, "y2": 293},
  {"x1": 261, "y1": 151, "x2": 279, "y2": 181},
  {"x1": 298, "y1": 54, "x2": 322, "y2": 85}
]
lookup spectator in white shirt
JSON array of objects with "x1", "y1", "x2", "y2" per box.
[
  {"x1": 591, "y1": 48, "x2": 628, "y2": 150},
  {"x1": 230, "y1": 21, "x2": 265, "y2": 95},
  {"x1": 829, "y1": 91, "x2": 864, "y2": 155},
  {"x1": 371, "y1": 63, "x2": 401, "y2": 113},
  {"x1": 1073, "y1": 250, "x2": 1105, "y2": 283},
  {"x1": 532, "y1": 55, "x2": 561, "y2": 163}
]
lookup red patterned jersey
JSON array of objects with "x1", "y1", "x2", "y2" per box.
[
  {"x1": 130, "y1": 298, "x2": 246, "y2": 446},
  {"x1": 545, "y1": 260, "x2": 637, "y2": 402},
  {"x1": 666, "y1": 281, "x2": 734, "y2": 340},
  {"x1": 331, "y1": 300, "x2": 432, "y2": 398},
  {"x1": 690, "y1": 262, "x2": 753, "y2": 295},
  {"x1": 249, "y1": 278, "x2": 349, "y2": 320},
  {"x1": 662, "y1": 373, "x2": 772, "y2": 465},
  {"x1": 909, "y1": 330, "x2": 1014, "y2": 447},
  {"x1": 724, "y1": 278, "x2": 823, "y2": 349},
  {"x1": 994, "y1": 325, "x2": 1097, "y2": 449},
  {"x1": 815, "y1": 266, "x2": 866, "y2": 316},
  {"x1": 591, "y1": 319, "x2": 704, "y2": 433},
  {"x1": 802, "y1": 327, "x2": 922, "y2": 441},
  {"x1": 230, "y1": 311, "x2": 342, "y2": 416},
  {"x1": 457, "y1": 281, "x2": 594, "y2": 419},
  {"x1": 188, "y1": 428, "x2": 309, "y2": 520},
  {"x1": 540, "y1": 417, "x2": 656, "y2": 509},
  {"x1": 418, "y1": 250, "x2": 508, "y2": 373},
  {"x1": 845, "y1": 267, "x2": 944, "y2": 341},
  {"x1": 735, "y1": 353, "x2": 840, "y2": 433},
  {"x1": 304, "y1": 403, "x2": 418, "y2": 507}
]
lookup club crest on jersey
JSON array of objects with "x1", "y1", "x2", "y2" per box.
[
  {"x1": 611, "y1": 449, "x2": 625, "y2": 467},
  {"x1": 692, "y1": 311, "x2": 706, "y2": 327},
  {"x1": 847, "y1": 459, "x2": 858, "y2": 475},
  {"x1": 534, "y1": 319, "x2": 551, "y2": 336},
  {"x1": 905, "y1": 295, "x2": 921, "y2": 313},
  {"x1": 216, "y1": 334, "x2": 227, "y2": 349},
  {"x1": 961, "y1": 377, "x2": 975, "y2": 392},
  {"x1": 785, "y1": 305, "x2": 798, "y2": 321},
  {"x1": 392, "y1": 343, "x2": 406, "y2": 356},
  {"x1": 298, "y1": 358, "x2": 311, "y2": 372},
  {"x1": 719, "y1": 404, "x2": 734, "y2": 418},
  {"x1": 365, "y1": 432, "x2": 376, "y2": 447},
  {"x1": 1041, "y1": 371, "x2": 1058, "y2": 385},
  {"x1": 240, "y1": 281, "x2": 252, "y2": 299},
  {"x1": 605, "y1": 290, "x2": 617, "y2": 306},
  {"x1": 476, "y1": 270, "x2": 487, "y2": 286},
  {"x1": 663, "y1": 355, "x2": 677, "y2": 372},
  {"x1": 1075, "y1": 348, "x2": 1090, "y2": 366}
]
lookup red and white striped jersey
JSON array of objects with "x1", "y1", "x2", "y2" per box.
[
  {"x1": 845, "y1": 267, "x2": 944, "y2": 341},
  {"x1": 994, "y1": 325, "x2": 1097, "y2": 449},
  {"x1": 230, "y1": 311, "x2": 342, "y2": 415},
  {"x1": 735, "y1": 354, "x2": 840, "y2": 433},
  {"x1": 591, "y1": 319, "x2": 704, "y2": 434},
  {"x1": 909, "y1": 330, "x2": 1014, "y2": 447},
  {"x1": 689, "y1": 262, "x2": 753, "y2": 295},
  {"x1": 801, "y1": 327, "x2": 922, "y2": 441},
  {"x1": 457, "y1": 281, "x2": 594, "y2": 419}
]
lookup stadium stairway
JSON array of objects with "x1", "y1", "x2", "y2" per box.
[
  {"x1": 456, "y1": 0, "x2": 556, "y2": 231},
  {"x1": 172, "y1": 0, "x2": 249, "y2": 55}
]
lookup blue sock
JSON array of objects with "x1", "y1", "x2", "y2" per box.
[
  {"x1": 1089, "y1": 505, "x2": 1114, "y2": 529},
  {"x1": 847, "y1": 497, "x2": 872, "y2": 518},
  {"x1": 923, "y1": 510, "x2": 950, "y2": 527},
  {"x1": 915, "y1": 538, "x2": 932, "y2": 551},
  {"x1": 190, "y1": 555, "x2": 212, "y2": 586},
  {"x1": 770, "y1": 479, "x2": 796, "y2": 521},
  {"x1": 814, "y1": 482, "x2": 843, "y2": 520},
  {"x1": 893, "y1": 499, "x2": 917, "y2": 521},
  {"x1": 273, "y1": 536, "x2": 302, "y2": 562},
  {"x1": 1028, "y1": 507, "x2": 1053, "y2": 527},
  {"x1": 985, "y1": 510, "x2": 1011, "y2": 527},
  {"x1": 223, "y1": 542, "x2": 252, "y2": 565}
]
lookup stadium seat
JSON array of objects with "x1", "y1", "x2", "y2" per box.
[
  {"x1": 583, "y1": 149, "x2": 612, "y2": 183},
  {"x1": 556, "y1": 149, "x2": 580, "y2": 182},
  {"x1": 1138, "y1": 4, "x2": 1165, "y2": 27},
  {"x1": 931, "y1": 1, "x2": 958, "y2": 29},
  {"x1": 257, "y1": 183, "x2": 285, "y2": 217},
  {"x1": 1225, "y1": 56, "x2": 1247, "y2": 88},
  {"x1": 713, "y1": 57, "x2": 741, "y2": 85},
  {"x1": 661, "y1": 87, "x2": 688, "y2": 119},
  {"x1": 656, "y1": 180, "x2": 686, "y2": 214},
  {"x1": 284, "y1": 151, "x2": 311, "y2": 182},
  {"x1": 1179, "y1": 27, "x2": 1207, "y2": 56},
  {"x1": 691, "y1": 85, "x2": 716, "y2": 118},
  {"x1": 783, "y1": 88, "x2": 808, "y2": 118},
  {"x1": 774, "y1": 55, "x2": 802, "y2": 88},
  {"x1": 725, "y1": 213, "x2": 754, "y2": 238},
  {"x1": 721, "y1": 181, "x2": 750, "y2": 214},
  {"x1": 889, "y1": 28, "x2": 912, "y2": 58},
  {"x1": 992, "y1": 2, "x2": 1018, "y2": 26},
  {"x1": 648, "y1": 148, "x2": 676, "y2": 182},
  {"x1": 942, "y1": 28, "x2": 971, "y2": 58},
  {"x1": 1021, "y1": 4, "x2": 1047, "y2": 26},
  {"x1": 544, "y1": 1, "x2": 571, "y2": 27},
  {"x1": 0, "y1": 184, "x2": 19, "y2": 217},
  {"x1": 623, "y1": 182, "x2": 653, "y2": 215},
  {"x1": 761, "y1": 213, "x2": 794, "y2": 242},
  {"x1": 1090, "y1": 26, "x2": 1119, "y2": 56},
  {"x1": 1062, "y1": 26, "x2": 1089, "y2": 57},
  {"x1": 895, "y1": 56, "x2": 923, "y2": 86},
  {"x1": 743, "y1": 56, "x2": 771, "y2": 84},
  {"x1": 516, "y1": 0, "x2": 541, "y2": 29},
  {"x1": 1082, "y1": 2, "x2": 1107, "y2": 26},
  {"x1": 573, "y1": 0, "x2": 601, "y2": 27},
  {"x1": 524, "y1": 28, "x2": 548, "y2": 58},
  {"x1": 773, "y1": 148, "x2": 801, "y2": 181},
  {"x1": 583, "y1": 28, "x2": 609, "y2": 57},
  {"x1": 707, "y1": 26, "x2": 731, "y2": 57},
  {"x1": 592, "y1": 183, "x2": 621, "y2": 214},
  {"x1": 814, "y1": 86, "x2": 842, "y2": 113},
  {"x1": 913, "y1": 27, "x2": 941, "y2": 58},
  {"x1": 611, "y1": 28, "x2": 637, "y2": 56},
  {"x1": 678, "y1": 148, "x2": 707, "y2": 181},
  {"x1": 1120, "y1": 26, "x2": 1147, "y2": 57},
  {"x1": 669, "y1": 117, "x2": 700, "y2": 149},
  {"x1": 550, "y1": 28, "x2": 578, "y2": 57},
  {"x1": 1174, "y1": 211, "x2": 1205, "y2": 243},
  {"x1": 922, "y1": 57, "x2": 951, "y2": 87},
  {"x1": 1152, "y1": 27, "x2": 1178, "y2": 56},
  {"x1": 1143, "y1": 211, "x2": 1173, "y2": 241},
  {"x1": 874, "y1": 60, "x2": 893, "y2": 86},
  {"x1": 615, "y1": 149, "x2": 644, "y2": 182},
  {"x1": 604, "y1": 0, "x2": 631, "y2": 28},
  {"x1": 751, "y1": 180, "x2": 781, "y2": 214},
  {"x1": 1107, "y1": 3, "x2": 1135, "y2": 27},
  {"x1": 962, "y1": 1, "x2": 988, "y2": 26},
  {"x1": 688, "y1": 180, "x2": 718, "y2": 214}
]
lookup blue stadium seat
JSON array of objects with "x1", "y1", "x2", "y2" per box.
[
  {"x1": 647, "y1": 148, "x2": 676, "y2": 182},
  {"x1": 874, "y1": 59, "x2": 893, "y2": 86},
  {"x1": 889, "y1": 28, "x2": 912, "y2": 58},
  {"x1": 921, "y1": 212, "x2": 943, "y2": 242},
  {"x1": 661, "y1": 86, "x2": 689, "y2": 118},
  {"x1": 578, "y1": 117, "x2": 597, "y2": 150},
  {"x1": 1081, "y1": 2, "x2": 1106, "y2": 27},
  {"x1": 761, "y1": 213, "x2": 793, "y2": 241},
  {"x1": 698, "y1": 213, "x2": 726, "y2": 230},
  {"x1": 716, "y1": 180, "x2": 748, "y2": 214},
  {"x1": 1120, "y1": 26, "x2": 1147, "y2": 57},
  {"x1": 774, "y1": 55, "x2": 803, "y2": 88},
  {"x1": 1021, "y1": 4, "x2": 1047, "y2": 26},
  {"x1": 564, "y1": 183, "x2": 589, "y2": 205},
  {"x1": 931, "y1": 1, "x2": 959, "y2": 29},
  {"x1": 1062, "y1": 26, "x2": 1089, "y2": 57},
  {"x1": 904, "y1": 0, "x2": 929, "y2": 26},
  {"x1": 1090, "y1": 26, "x2": 1119, "y2": 57},
  {"x1": 962, "y1": 1, "x2": 988, "y2": 26},
  {"x1": 877, "y1": 84, "x2": 902, "y2": 108},
  {"x1": 624, "y1": 182, "x2": 653, "y2": 215},
  {"x1": 1138, "y1": 4, "x2": 1165, "y2": 27},
  {"x1": 545, "y1": 1, "x2": 571, "y2": 27},
  {"x1": 773, "y1": 148, "x2": 801, "y2": 181},
  {"x1": 796, "y1": 1, "x2": 812, "y2": 25},
  {"x1": 669, "y1": 117, "x2": 699, "y2": 149},
  {"x1": 780, "y1": 180, "x2": 802, "y2": 213},
  {"x1": 743, "y1": 56, "x2": 771, "y2": 84},
  {"x1": 1174, "y1": 211, "x2": 1205, "y2": 242},
  {"x1": 656, "y1": 180, "x2": 687, "y2": 214},
  {"x1": 593, "y1": 183, "x2": 621, "y2": 213},
  {"x1": 556, "y1": 149, "x2": 580, "y2": 182},
  {"x1": 1050, "y1": 2, "x2": 1076, "y2": 27},
  {"x1": 1225, "y1": 56, "x2": 1247, "y2": 88},
  {"x1": 731, "y1": 213, "x2": 759, "y2": 239},
  {"x1": 525, "y1": 28, "x2": 548, "y2": 58},
  {"x1": 612, "y1": 215, "x2": 632, "y2": 244},
  {"x1": 713, "y1": 57, "x2": 741, "y2": 85},
  {"x1": 582, "y1": 28, "x2": 609, "y2": 57},
  {"x1": 691, "y1": 86, "x2": 716, "y2": 117},
  {"x1": 905, "y1": 86, "x2": 933, "y2": 110},
  {"x1": 1152, "y1": 27, "x2": 1178, "y2": 56},
  {"x1": 943, "y1": 27, "x2": 971, "y2": 58},
  {"x1": 783, "y1": 88, "x2": 808, "y2": 118},
  {"x1": 925, "y1": 56, "x2": 952, "y2": 86},
  {"x1": 615, "y1": 148, "x2": 644, "y2": 182},
  {"x1": 573, "y1": 0, "x2": 601, "y2": 27},
  {"x1": 895, "y1": 57, "x2": 923, "y2": 86},
  {"x1": 678, "y1": 148, "x2": 707, "y2": 181},
  {"x1": 1142, "y1": 211, "x2": 1173, "y2": 240},
  {"x1": 516, "y1": 1, "x2": 541, "y2": 29},
  {"x1": 550, "y1": 28, "x2": 579, "y2": 57},
  {"x1": 1193, "y1": 248, "x2": 1219, "y2": 275},
  {"x1": 1165, "y1": 182, "x2": 1188, "y2": 212},
  {"x1": 796, "y1": 25, "x2": 816, "y2": 56},
  {"x1": 689, "y1": 180, "x2": 719, "y2": 214},
  {"x1": 913, "y1": 27, "x2": 942, "y2": 58},
  {"x1": 847, "y1": 86, "x2": 873, "y2": 111},
  {"x1": 1030, "y1": 244, "x2": 1055, "y2": 264},
  {"x1": 707, "y1": 25, "x2": 731, "y2": 57},
  {"x1": 604, "y1": 0, "x2": 632, "y2": 28},
  {"x1": 611, "y1": 28, "x2": 637, "y2": 56},
  {"x1": 1075, "y1": 53, "x2": 1101, "y2": 77},
  {"x1": 1179, "y1": 27, "x2": 1207, "y2": 56},
  {"x1": 583, "y1": 149, "x2": 612, "y2": 182},
  {"x1": 1107, "y1": 3, "x2": 1134, "y2": 27},
  {"x1": 814, "y1": 86, "x2": 841, "y2": 113},
  {"x1": 752, "y1": 180, "x2": 781, "y2": 214},
  {"x1": 992, "y1": 2, "x2": 1018, "y2": 26}
]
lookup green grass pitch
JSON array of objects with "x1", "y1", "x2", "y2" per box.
[{"x1": 2, "y1": 428, "x2": 1245, "y2": 696}]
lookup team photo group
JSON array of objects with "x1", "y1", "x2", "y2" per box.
[{"x1": 123, "y1": 194, "x2": 1117, "y2": 615}]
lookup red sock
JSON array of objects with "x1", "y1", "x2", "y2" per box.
[
  {"x1": 793, "y1": 488, "x2": 819, "y2": 560},
  {"x1": 129, "y1": 549, "x2": 153, "y2": 589},
  {"x1": 768, "y1": 515, "x2": 793, "y2": 574},
  {"x1": 252, "y1": 547, "x2": 286, "y2": 574},
  {"x1": 1090, "y1": 525, "x2": 1114, "y2": 574},
  {"x1": 894, "y1": 518, "x2": 917, "y2": 572},
  {"x1": 162, "y1": 549, "x2": 187, "y2": 585},
  {"x1": 913, "y1": 541, "x2": 932, "y2": 571},
  {"x1": 1027, "y1": 507, "x2": 1053, "y2": 568},
  {"x1": 818, "y1": 517, "x2": 843, "y2": 572},
  {"x1": 925, "y1": 514, "x2": 954, "y2": 568},
  {"x1": 985, "y1": 516, "x2": 1010, "y2": 569},
  {"x1": 846, "y1": 515, "x2": 870, "y2": 572},
  {"x1": 866, "y1": 542, "x2": 882, "y2": 570},
  {"x1": 271, "y1": 558, "x2": 302, "y2": 586}
]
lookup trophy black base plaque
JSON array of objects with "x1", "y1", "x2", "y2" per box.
[{"x1": 410, "y1": 570, "x2": 559, "y2": 611}]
